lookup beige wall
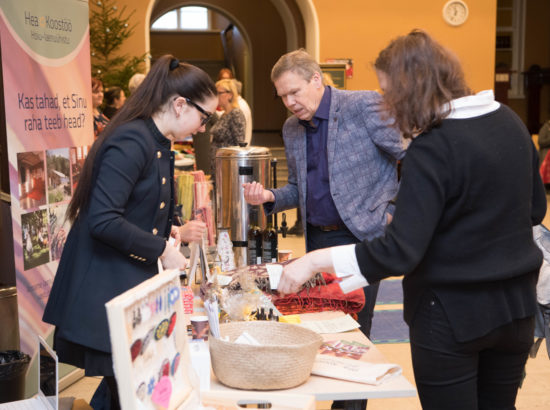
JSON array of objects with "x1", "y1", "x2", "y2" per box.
[
  {"x1": 93, "y1": 0, "x2": 500, "y2": 132},
  {"x1": 101, "y1": 0, "x2": 150, "y2": 65},
  {"x1": 314, "y1": 0, "x2": 497, "y2": 93},
  {"x1": 108, "y1": 0, "x2": 497, "y2": 90}
]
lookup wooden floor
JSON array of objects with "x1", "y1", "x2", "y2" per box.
[{"x1": 60, "y1": 207, "x2": 550, "y2": 409}]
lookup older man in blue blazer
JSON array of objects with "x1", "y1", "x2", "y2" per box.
[
  {"x1": 245, "y1": 48, "x2": 405, "y2": 332},
  {"x1": 244, "y1": 49, "x2": 405, "y2": 409}
]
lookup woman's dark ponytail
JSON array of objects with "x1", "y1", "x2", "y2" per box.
[{"x1": 66, "y1": 55, "x2": 216, "y2": 222}]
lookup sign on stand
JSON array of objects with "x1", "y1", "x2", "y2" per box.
[{"x1": 0, "y1": 0, "x2": 93, "y2": 353}]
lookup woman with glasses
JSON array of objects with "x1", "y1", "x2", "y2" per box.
[
  {"x1": 43, "y1": 55, "x2": 217, "y2": 409},
  {"x1": 278, "y1": 30, "x2": 546, "y2": 409},
  {"x1": 210, "y1": 78, "x2": 246, "y2": 178}
]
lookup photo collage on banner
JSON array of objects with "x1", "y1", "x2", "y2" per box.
[
  {"x1": 17, "y1": 146, "x2": 90, "y2": 270},
  {"x1": 0, "y1": 0, "x2": 93, "y2": 353}
]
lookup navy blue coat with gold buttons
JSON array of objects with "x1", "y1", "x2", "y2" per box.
[{"x1": 43, "y1": 118, "x2": 174, "y2": 353}]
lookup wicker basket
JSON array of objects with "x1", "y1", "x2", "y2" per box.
[{"x1": 209, "y1": 321, "x2": 323, "y2": 390}]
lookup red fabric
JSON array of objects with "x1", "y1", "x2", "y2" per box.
[
  {"x1": 271, "y1": 272, "x2": 365, "y2": 316},
  {"x1": 218, "y1": 264, "x2": 365, "y2": 316},
  {"x1": 541, "y1": 152, "x2": 550, "y2": 184},
  {"x1": 27, "y1": 178, "x2": 45, "y2": 201}
]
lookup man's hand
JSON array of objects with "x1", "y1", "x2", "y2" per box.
[{"x1": 243, "y1": 181, "x2": 275, "y2": 205}]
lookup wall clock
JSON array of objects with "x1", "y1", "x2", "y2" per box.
[{"x1": 443, "y1": 0, "x2": 469, "y2": 26}]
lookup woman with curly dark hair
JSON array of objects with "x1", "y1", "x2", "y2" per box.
[{"x1": 279, "y1": 30, "x2": 546, "y2": 409}]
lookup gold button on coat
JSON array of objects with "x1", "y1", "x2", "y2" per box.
[
  {"x1": 162, "y1": 177, "x2": 166, "y2": 185},
  {"x1": 152, "y1": 228, "x2": 158, "y2": 235},
  {"x1": 160, "y1": 202, "x2": 165, "y2": 209},
  {"x1": 157, "y1": 151, "x2": 162, "y2": 158}
]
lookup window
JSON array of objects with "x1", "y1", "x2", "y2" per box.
[
  {"x1": 495, "y1": 0, "x2": 526, "y2": 99},
  {"x1": 151, "y1": 6, "x2": 209, "y2": 31},
  {"x1": 180, "y1": 7, "x2": 208, "y2": 29},
  {"x1": 152, "y1": 10, "x2": 177, "y2": 30}
]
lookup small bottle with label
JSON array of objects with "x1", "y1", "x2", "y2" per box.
[
  {"x1": 262, "y1": 214, "x2": 278, "y2": 263},
  {"x1": 247, "y1": 208, "x2": 263, "y2": 265}
]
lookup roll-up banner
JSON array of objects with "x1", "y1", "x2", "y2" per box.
[{"x1": 0, "y1": 0, "x2": 92, "y2": 354}]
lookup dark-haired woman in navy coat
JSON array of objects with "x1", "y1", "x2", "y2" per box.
[{"x1": 43, "y1": 56, "x2": 218, "y2": 409}]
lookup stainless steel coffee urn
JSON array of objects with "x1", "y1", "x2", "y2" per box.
[{"x1": 215, "y1": 145, "x2": 272, "y2": 267}]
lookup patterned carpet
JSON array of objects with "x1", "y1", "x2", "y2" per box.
[
  {"x1": 375, "y1": 278, "x2": 403, "y2": 305},
  {"x1": 370, "y1": 278, "x2": 409, "y2": 344}
]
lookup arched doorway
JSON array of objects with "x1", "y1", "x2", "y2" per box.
[
  {"x1": 146, "y1": 0, "x2": 318, "y2": 144},
  {"x1": 149, "y1": 4, "x2": 254, "y2": 107}
]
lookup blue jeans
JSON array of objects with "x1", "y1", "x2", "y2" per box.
[{"x1": 410, "y1": 292, "x2": 534, "y2": 410}]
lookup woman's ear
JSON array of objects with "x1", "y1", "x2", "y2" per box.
[{"x1": 173, "y1": 96, "x2": 184, "y2": 117}]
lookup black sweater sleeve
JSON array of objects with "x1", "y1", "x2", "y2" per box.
[
  {"x1": 355, "y1": 106, "x2": 545, "y2": 287},
  {"x1": 354, "y1": 134, "x2": 448, "y2": 282}
]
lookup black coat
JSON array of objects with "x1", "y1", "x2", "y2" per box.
[{"x1": 43, "y1": 118, "x2": 175, "y2": 352}]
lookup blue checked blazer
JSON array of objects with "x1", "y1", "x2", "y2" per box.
[{"x1": 267, "y1": 87, "x2": 406, "y2": 242}]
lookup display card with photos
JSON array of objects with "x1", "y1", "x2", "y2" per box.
[{"x1": 105, "y1": 269, "x2": 200, "y2": 410}]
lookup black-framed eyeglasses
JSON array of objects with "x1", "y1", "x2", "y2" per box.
[{"x1": 183, "y1": 97, "x2": 212, "y2": 126}]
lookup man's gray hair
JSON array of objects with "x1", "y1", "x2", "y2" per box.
[
  {"x1": 128, "y1": 73, "x2": 146, "y2": 94},
  {"x1": 271, "y1": 49, "x2": 322, "y2": 83}
]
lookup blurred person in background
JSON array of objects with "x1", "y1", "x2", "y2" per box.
[
  {"x1": 92, "y1": 77, "x2": 109, "y2": 139},
  {"x1": 233, "y1": 79, "x2": 253, "y2": 146},
  {"x1": 217, "y1": 67, "x2": 233, "y2": 80},
  {"x1": 103, "y1": 86, "x2": 126, "y2": 120},
  {"x1": 216, "y1": 68, "x2": 253, "y2": 145},
  {"x1": 210, "y1": 78, "x2": 245, "y2": 178},
  {"x1": 128, "y1": 72, "x2": 146, "y2": 95}
]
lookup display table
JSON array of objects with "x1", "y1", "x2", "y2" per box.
[
  {"x1": 205, "y1": 311, "x2": 416, "y2": 402},
  {"x1": 200, "y1": 390, "x2": 316, "y2": 410}
]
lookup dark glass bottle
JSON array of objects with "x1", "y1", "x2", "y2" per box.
[
  {"x1": 247, "y1": 208, "x2": 263, "y2": 265},
  {"x1": 262, "y1": 214, "x2": 278, "y2": 263}
]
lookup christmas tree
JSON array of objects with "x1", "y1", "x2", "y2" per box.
[{"x1": 89, "y1": 0, "x2": 147, "y2": 92}]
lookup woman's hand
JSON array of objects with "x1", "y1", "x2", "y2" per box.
[
  {"x1": 160, "y1": 241, "x2": 188, "y2": 270},
  {"x1": 170, "y1": 226, "x2": 182, "y2": 247},
  {"x1": 278, "y1": 248, "x2": 334, "y2": 295},
  {"x1": 243, "y1": 181, "x2": 275, "y2": 205},
  {"x1": 179, "y1": 220, "x2": 207, "y2": 243}
]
